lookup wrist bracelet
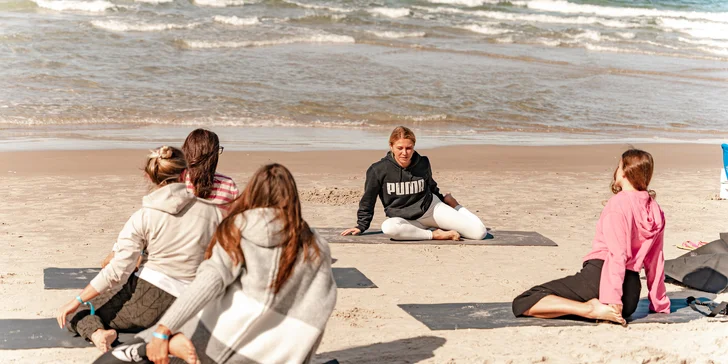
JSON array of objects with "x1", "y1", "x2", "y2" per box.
[
  {"x1": 152, "y1": 332, "x2": 170, "y2": 340},
  {"x1": 75, "y1": 295, "x2": 96, "y2": 316}
]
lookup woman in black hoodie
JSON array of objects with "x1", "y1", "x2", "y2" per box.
[{"x1": 341, "y1": 126, "x2": 487, "y2": 241}]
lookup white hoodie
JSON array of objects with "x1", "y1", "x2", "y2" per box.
[{"x1": 90, "y1": 183, "x2": 223, "y2": 296}]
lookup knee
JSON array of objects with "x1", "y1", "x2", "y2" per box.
[
  {"x1": 380, "y1": 218, "x2": 401, "y2": 236},
  {"x1": 463, "y1": 224, "x2": 488, "y2": 240}
]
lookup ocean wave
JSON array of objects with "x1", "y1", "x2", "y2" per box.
[
  {"x1": 32, "y1": 0, "x2": 115, "y2": 12},
  {"x1": 658, "y1": 18, "x2": 728, "y2": 40},
  {"x1": 616, "y1": 32, "x2": 635, "y2": 39},
  {"x1": 460, "y1": 24, "x2": 510, "y2": 35},
  {"x1": 368, "y1": 7, "x2": 411, "y2": 18},
  {"x1": 427, "y1": 0, "x2": 526, "y2": 6},
  {"x1": 183, "y1": 34, "x2": 355, "y2": 49},
  {"x1": 677, "y1": 37, "x2": 728, "y2": 49},
  {"x1": 420, "y1": 6, "x2": 640, "y2": 28},
  {"x1": 283, "y1": 0, "x2": 353, "y2": 13},
  {"x1": 582, "y1": 43, "x2": 725, "y2": 61},
  {"x1": 213, "y1": 15, "x2": 260, "y2": 26},
  {"x1": 91, "y1": 19, "x2": 199, "y2": 32},
  {"x1": 193, "y1": 0, "x2": 243, "y2": 7},
  {"x1": 134, "y1": 0, "x2": 174, "y2": 4},
  {"x1": 367, "y1": 30, "x2": 426, "y2": 39},
  {"x1": 526, "y1": 0, "x2": 728, "y2": 24}
]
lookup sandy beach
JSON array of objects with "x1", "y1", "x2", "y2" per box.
[{"x1": 1, "y1": 143, "x2": 727, "y2": 363}]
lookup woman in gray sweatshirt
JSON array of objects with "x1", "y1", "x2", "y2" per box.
[
  {"x1": 56, "y1": 146, "x2": 223, "y2": 353},
  {"x1": 94, "y1": 163, "x2": 337, "y2": 364}
]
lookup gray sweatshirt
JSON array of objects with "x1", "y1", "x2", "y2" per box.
[
  {"x1": 140, "y1": 207, "x2": 337, "y2": 364},
  {"x1": 90, "y1": 183, "x2": 223, "y2": 295}
]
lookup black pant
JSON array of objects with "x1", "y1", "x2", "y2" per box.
[
  {"x1": 512, "y1": 259, "x2": 641, "y2": 318},
  {"x1": 68, "y1": 275, "x2": 176, "y2": 341}
]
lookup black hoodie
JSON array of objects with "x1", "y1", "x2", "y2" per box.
[{"x1": 356, "y1": 151, "x2": 445, "y2": 232}]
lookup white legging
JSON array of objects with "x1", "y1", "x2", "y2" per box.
[{"x1": 380, "y1": 196, "x2": 487, "y2": 240}]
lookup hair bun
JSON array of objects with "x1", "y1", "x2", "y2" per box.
[{"x1": 158, "y1": 146, "x2": 173, "y2": 159}]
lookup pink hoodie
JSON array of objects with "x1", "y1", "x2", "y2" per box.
[{"x1": 583, "y1": 191, "x2": 671, "y2": 314}]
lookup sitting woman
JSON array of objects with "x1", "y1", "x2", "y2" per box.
[
  {"x1": 57, "y1": 146, "x2": 223, "y2": 352},
  {"x1": 512, "y1": 149, "x2": 671, "y2": 324},
  {"x1": 94, "y1": 163, "x2": 337, "y2": 364},
  {"x1": 341, "y1": 126, "x2": 487, "y2": 241},
  {"x1": 181, "y1": 128, "x2": 239, "y2": 206}
]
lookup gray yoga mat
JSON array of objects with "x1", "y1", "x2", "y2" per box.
[
  {"x1": 316, "y1": 228, "x2": 557, "y2": 247},
  {"x1": 44, "y1": 267, "x2": 376, "y2": 290},
  {"x1": 399, "y1": 296, "x2": 708, "y2": 330},
  {"x1": 0, "y1": 318, "x2": 138, "y2": 349}
]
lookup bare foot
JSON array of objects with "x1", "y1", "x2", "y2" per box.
[
  {"x1": 91, "y1": 328, "x2": 117, "y2": 353},
  {"x1": 586, "y1": 299, "x2": 626, "y2": 325},
  {"x1": 432, "y1": 229, "x2": 460, "y2": 240},
  {"x1": 169, "y1": 333, "x2": 197, "y2": 364}
]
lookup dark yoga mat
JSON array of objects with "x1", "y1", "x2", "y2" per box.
[
  {"x1": 0, "y1": 318, "x2": 138, "y2": 349},
  {"x1": 316, "y1": 228, "x2": 557, "y2": 247},
  {"x1": 44, "y1": 267, "x2": 376, "y2": 290},
  {"x1": 399, "y1": 295, "x2": 709, "y2": 330}
]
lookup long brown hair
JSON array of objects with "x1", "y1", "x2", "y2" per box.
[
  {"x1": 182, "y1": 129, "x2": 220, "y2": 199},
  {"x1": 611, "y1": 149, "x2": 656, "y2": 198},
  {"x1": 144, "y1": 146, "x2": 187, "y2": 186},
  {"x1": 205, "y1": 163, "x2": 320, "y2": 293}
]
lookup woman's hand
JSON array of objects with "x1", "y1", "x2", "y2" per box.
[
  {"x1": 56, "y1": 299, "x2": 81, "y2": 329},
  {"x1": 442, "y1": 193, "x2": 460, "y2": 208},
  {"x1": 147, "y1": 325, "x2": 172, "y2": 364},
  {"x1": 340, "y1": 228, "x2": 361, "y2": 236}
]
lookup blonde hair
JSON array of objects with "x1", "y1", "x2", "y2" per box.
[
  {"x1": 389, "y1": 126, "x2": 416, "y2": 146},
  {"x1": 144, "y1": 146, "x2": 187, "y2": 186}
]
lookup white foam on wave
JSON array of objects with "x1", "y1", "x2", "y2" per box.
[
  {"x1": 616, "y1": 31, "x2": 635, "y2": 39},
  {"x1": 183, "y1": 33, "x2": 355, "y2": 49},
  {"x1": 134, "y1": 0, "x2": 174, "y2": 4},
  {"x1": 460, "y1": 24, "x2": 510, "y2": 35},
  {"x1": 213, "y1": 15, "x2": 260, "y2": 26},
  {"x1": 368, "y1": 7, "x2": 411, "y2": 18},
  {"x1": 427, "y1": 0, "x2": 513, "y2": 6},
  {"x1": 367, "y1": 30, "x2": 426, "y2": 39},
  {"x1": 33, "y1": 0, "x2": 115, "y2": 12},
  {"x1": 677, "y1": 36, "x2": 728, "y2": 49},
  {"x1": 526, "y1": 0, "x2": 728, "y2": 24},
  {"x1": 283, "y1": 0, "x2": 353, "y2": 13},
  {"x1": 193, "y1": 0, "x2": 243, "y2": 7},
  {"x1": 91, "y1": 19, "x2": 199, "y2": 32},
  {"x1": 421, "y1": 6, "x2": 639, "y2": 28},
  {"x1": 658, "y1": 18, "x2": 728, "y2": 40},
  {"x1": 582, "y1": 42, "x2": 725, "y2": 61}
]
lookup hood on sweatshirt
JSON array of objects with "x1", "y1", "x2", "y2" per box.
[
  {"x1": 236, "y1": 207, "x2": 285, "y2": 249},
  {"x1": 622, "y1": 191, "x2": 665, "y2": 240},
  {"x1": 385, "y1": 151, "x2": 421, "y2": 172},
  {"x1": 142, "y1": 183, "x2": 197, "y2": 215}
]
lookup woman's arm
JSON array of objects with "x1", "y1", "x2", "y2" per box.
[
  {"x1": 644, "y1": 233, "x2": 670, "y2": 313},
  {"x1": 56, "y1": 284, "x2": 101, "y2": 328},
  {"x1": 355, "y1": 166, "x2": 381, "y2": 233},
  {"x1": 598, "y1": 211, "x2": 630, "y2": 305},
  {"x1": 90, "y1": 210, "x2": 146, "y2": 293},
  {"x1": 154, "y1": 242, "x2": 243, "y2": 333},
  {"x1": 425, "y1": 157, "x2": 445, "y2": 201}
]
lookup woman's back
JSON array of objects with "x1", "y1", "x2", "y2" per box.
[{"x1": 137, "y1": 183, "x2": 224, "y2": 283}]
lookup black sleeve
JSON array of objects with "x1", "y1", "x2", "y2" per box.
[
  {"x1": 426, "y1": 157, "x2": 445, "y2": 201},
  {"x1": 356, "y1": 165, "x2": 381, "y2": 232}
]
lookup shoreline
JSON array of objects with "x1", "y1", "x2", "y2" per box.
[{"x1": 0, "y1": 143, "x2": 721, "y2": 177}]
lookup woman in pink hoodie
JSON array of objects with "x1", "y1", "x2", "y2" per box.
[{"x1": 512, "y1": 149, "x2": 671, "y2": 324}]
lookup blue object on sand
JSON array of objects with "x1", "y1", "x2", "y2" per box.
[{"x1": 722, "y1": 144, "x2": 728, "y2": 178}]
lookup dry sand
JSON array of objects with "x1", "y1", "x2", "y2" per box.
[{"x1": 1, "y1": 143, "x2": 727, "y2": 363}]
